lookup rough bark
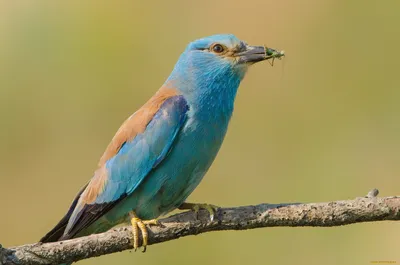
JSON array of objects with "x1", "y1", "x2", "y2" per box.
[{"x1": 1, "y1": 190, "x2": 399, "y2": 265}]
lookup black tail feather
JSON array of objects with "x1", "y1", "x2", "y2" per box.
[{"x1": 40, "y1": 184, "x2": 88, "y2": 243}]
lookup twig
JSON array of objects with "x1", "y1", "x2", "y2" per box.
[{"x1": 1, "y1": 190, "x2": 399, "y2": 265}]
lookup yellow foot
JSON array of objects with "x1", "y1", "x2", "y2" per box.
[
  {"x1": 179, "y1": 202, "x2": 219, "y2": 221},
  {"x1": 129, "y1": 212, "x2": 159, "y2": 252}
]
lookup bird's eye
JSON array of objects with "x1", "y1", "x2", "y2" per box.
[{"x1": 211, "y1": 44, "x2": 225, "y2": 54}]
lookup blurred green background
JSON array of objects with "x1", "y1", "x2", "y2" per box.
[{"x1": 0, "y1": 1, "x2": 399, "y2": 265}]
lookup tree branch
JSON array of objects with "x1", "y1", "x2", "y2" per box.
[{"x1": 1, "y1": 190, "x2": 399, "y2": 265}]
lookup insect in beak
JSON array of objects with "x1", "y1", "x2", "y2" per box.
[{"x1": 264, "y1": 45, "x2": 285, "y2": 66}]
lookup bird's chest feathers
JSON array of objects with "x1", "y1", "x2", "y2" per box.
[
  {"x1": 172, "y1": 62, "x2": 241, "y2": 158},
  {"x1": 182, "y1": 99, "x2": 232, "y2": 153}
]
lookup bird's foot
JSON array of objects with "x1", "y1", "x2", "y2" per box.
[
  {"x1": 179, "y1": 202, "x2": 219, "y2": 221},
  {"x1": 129, "y1": 212, "x2": 159, "y2": 252}
]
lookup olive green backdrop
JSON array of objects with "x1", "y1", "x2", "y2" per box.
[{"x1": 0, "y1": 1, "x2": 399, "y2": 265}]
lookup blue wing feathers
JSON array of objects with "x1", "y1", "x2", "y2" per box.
[
  {"x1": 105, "y1": 95, "x2": 188, "y2": 196},
  {"x1": 153, "y1": 96, "x2": 188, "y2": 168},
  {"x1": 60, "y1": 95, "x2": 188, "y2": 239}
]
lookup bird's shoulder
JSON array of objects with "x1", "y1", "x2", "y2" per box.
[{"x1": 98, "y1": 85, "x2": 183, "y2": 167}]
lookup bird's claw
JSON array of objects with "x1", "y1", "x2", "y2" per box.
[
  {"x1": 129, "y1": 212, "x2": 159, "y2": 252},
  {"x1": 179, "y1": 202, "x2": 219, "y2": 222}
]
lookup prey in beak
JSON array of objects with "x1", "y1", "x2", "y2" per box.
[{"x1": 237, "y1": 45, "x2": 285, "y2": 65}]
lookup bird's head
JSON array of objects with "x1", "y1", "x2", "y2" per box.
[{"x1": 167, "y1": 34, "x2": 284, "y2": 103}]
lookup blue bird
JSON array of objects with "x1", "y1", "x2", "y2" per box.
[{"x1": 40, "y1": 34, "x2": 284, "y2": 253}]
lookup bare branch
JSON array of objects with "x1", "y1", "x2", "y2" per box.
[{"x1": 1, "y1": 191, "x2": 399, "y2": 265}]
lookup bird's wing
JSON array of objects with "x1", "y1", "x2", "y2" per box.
[{"x1": 60, "y1": 86, "x2": 188, "y2": 240}]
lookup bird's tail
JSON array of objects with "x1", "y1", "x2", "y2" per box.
[
  {"x1": 41, "y1": 213, "x2": 73, "y2": 265},
  {"x1": 40, "y1": 185, "x2": 87, "y2": 243},
  {"x1": 40, "y1": 186, "x2": 88, "y2": 265}
]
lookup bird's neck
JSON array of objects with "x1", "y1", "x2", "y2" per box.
[{"x1": 166, "y1": 65, "x2": 243, "y2": 122}]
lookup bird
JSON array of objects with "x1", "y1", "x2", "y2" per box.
[{"x1": 40, "y1": 34, "x2": 284, "y2": 254}]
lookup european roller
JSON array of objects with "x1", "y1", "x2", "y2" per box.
[{"x1": 40, "y1": 34, "x2": 284, "y2": 253}]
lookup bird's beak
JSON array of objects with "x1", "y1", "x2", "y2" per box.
[{"x1": 237, "y1": 45, "x2": 285, "y2": 64}]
